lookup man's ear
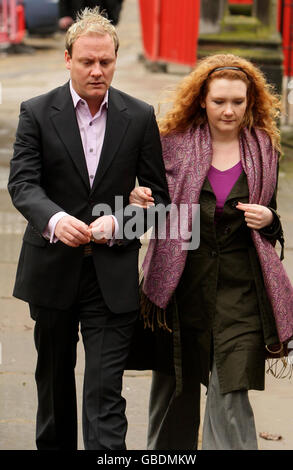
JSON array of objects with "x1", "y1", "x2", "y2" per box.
[{"x1": 64, "y1": 49, "x2": 71, "y2": 70}]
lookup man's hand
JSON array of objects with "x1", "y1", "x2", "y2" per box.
[
  {"x1": 58, "y1": 16, "x2": 74, "y2": 31},
  {"x1": 90, "y1": 216, "x2": 115, "y2": 244},
  {"x1": 236, "y1": 203, "x2": 274, "y2": 229},
  {"x1": 129, "y1": 186, "x2": 154, "y2": 208},
  {"x1": 55, "y1": 215, "x2": 91, "y2": 247}
]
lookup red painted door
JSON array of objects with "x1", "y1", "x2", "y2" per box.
[{"x1": 139, "y1": 0, "x2": 200, "y2": 67}]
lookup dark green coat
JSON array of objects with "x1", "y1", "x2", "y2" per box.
[{"x1": 127, "y1": 170, "x2": 283, "y2": 394}]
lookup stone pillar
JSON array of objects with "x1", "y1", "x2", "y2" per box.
[
  {"x1": 199, "y1": 0, "x2": 226, "y2": 34},
  {"x1": 255, "y1": 0, "x2": 279, "y2": 33},
  {"x1": 198, "y1": 0, "x2": 283, "y2": 94},
  {"x1": 269, "y1": 0, "x2": 280, "y2": 36},
  {"x1": 255, "y1": 0, "x2": 270, "y2": 25}
]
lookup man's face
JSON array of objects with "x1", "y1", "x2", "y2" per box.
[{"x1": 65, "y1": 33, "x2": 117, "y2": 107}]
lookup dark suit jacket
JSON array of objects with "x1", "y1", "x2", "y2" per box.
[
  {"x1": 59, "y1": 1, "x2": 123, "y2": 25},
  {"x1": 8, "y1": 83, "x2": 170, "y2": 313}
]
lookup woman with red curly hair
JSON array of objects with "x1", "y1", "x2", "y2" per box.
[{"x1": 129, "y1": 54, "x2": 293, "y2": 450}]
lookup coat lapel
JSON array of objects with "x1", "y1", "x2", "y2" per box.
[
  {"x1": 202, "y1": 168, "x2": 249, "y2": 200},
  {"x1": 50, "y1": 82, "x2": 90, "y2": 192},
  {"x1": 90, "y1": 87, "x2": 130, "y2": 194},
  {"x1": 226, "y1": 170, "x2": 249, "y2": 201}
]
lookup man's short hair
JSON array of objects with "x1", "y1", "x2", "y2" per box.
[{"x1": 65, "y1": 7, "x2": 119, "y2": 56}]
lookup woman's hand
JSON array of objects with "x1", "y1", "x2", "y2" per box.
[
  {"x1": 236, "y1": 203, "x2": 274, "y2": 229},
  {"x1": 90, "y1": 216, "x2": 115, "y2": 244},
  {"x1": 129, "y1": 186, "x2": 155, "y2": 208}
]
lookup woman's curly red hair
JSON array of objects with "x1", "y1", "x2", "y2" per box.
[{"x1": 158, "y1": 54, "x2": 281, "y2": 151}]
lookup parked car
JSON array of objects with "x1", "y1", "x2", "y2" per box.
[{"x1": 23, "y1": 0, "x2": 59, "y2": 35}]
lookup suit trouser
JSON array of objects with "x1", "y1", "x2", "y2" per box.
[
  {"x1": 147, "y1": 371, "x2": 200, "y2": 450},
  {"x1": 147, "y1": 363, "x2": 258, "y2": 450},
  {"x1": 30, "y1": 256, "x2": 137, "y2": 450}
]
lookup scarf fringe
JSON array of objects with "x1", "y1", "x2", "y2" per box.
[
  {"x1": 139, "y1": 279, "x2": 172, "y2": 333},
  {"x1": 266, "y1": 357, "x2": 293, "y2": 379}
]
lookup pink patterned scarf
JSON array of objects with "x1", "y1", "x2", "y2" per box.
[{"x1": 142, "y1": 123, "x2": 293, "y2": 343}]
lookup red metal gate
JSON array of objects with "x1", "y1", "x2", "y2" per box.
[
  {"x1": 139, "y1": 0, "x2": 200, "y2": 67},
  {"x1": 280, "y1": 0, "x2": 293, "y2": 78},
  {"x1": 0, "y1": 0, "x2": 25, "y2": 45}
]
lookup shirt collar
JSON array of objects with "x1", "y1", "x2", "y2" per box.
[{"x1": 69, "y1": 80, "x2": 109, "y2": 111}]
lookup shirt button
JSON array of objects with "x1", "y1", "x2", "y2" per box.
[
  {"x1": 89, "y1": 148, "x2": 93, "y2": 153},
  {"x1": 89, "y1": 122, "x2": 93, "y2": 126},
  {"x1": 90, "y1": 175, "x2": 94, "y2": 179}
]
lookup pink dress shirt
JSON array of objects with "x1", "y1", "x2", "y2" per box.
[{"x1": 43, "y1": 81, "x2": 116, "y2": 242}]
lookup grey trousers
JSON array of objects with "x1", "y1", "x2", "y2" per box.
[
  {"x1": 202, "y1": 363, "x2": 258, "y2": 450},
  {"x1": 147, "y1": 364, "x2": 258, "y2": 450}
]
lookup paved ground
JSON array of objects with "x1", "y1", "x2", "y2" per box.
[{"x1": 0, "y1": 0, "x2": 292, "y2": 451}]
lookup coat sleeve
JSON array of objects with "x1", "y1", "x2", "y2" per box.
[
  {"x1": 114, "y1": 105, "x2": 171, "y2": 245},
  {"x1": 7, "y1": 102, "x2": 65, "y2": 234},
  {"x1": 136, "y1": 106, "x2": 170, "y2": 207}
]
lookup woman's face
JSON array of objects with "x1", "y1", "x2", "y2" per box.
[{"x1": 202, "y1": 78, "x2": 248, "y2": 137}]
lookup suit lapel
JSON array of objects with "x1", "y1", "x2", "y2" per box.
[
  {"x1": 90, "y1": 87, "x2": 130, "y2": 194},
  {"x1": 50, "y1": 83, "x2": 90, "y2": 192}
]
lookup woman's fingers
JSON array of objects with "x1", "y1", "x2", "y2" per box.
[
  {"x1": 236, "y1": 203, "x2": 273, "y2": 229},
  {"x1": 129, "y1": 186, "x2": 154, "y2": 207}
]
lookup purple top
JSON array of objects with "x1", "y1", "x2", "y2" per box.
[{"x1": 207, "y1": 161, "x2": 243, "y2": 222}]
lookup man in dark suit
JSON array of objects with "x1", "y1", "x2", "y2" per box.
[
  {"x1": 8, "y1": 8, "x2": 169, "y2": 450},
  {"x1": 59, "y1": 1, "x2": 124, "y2": 29}
]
